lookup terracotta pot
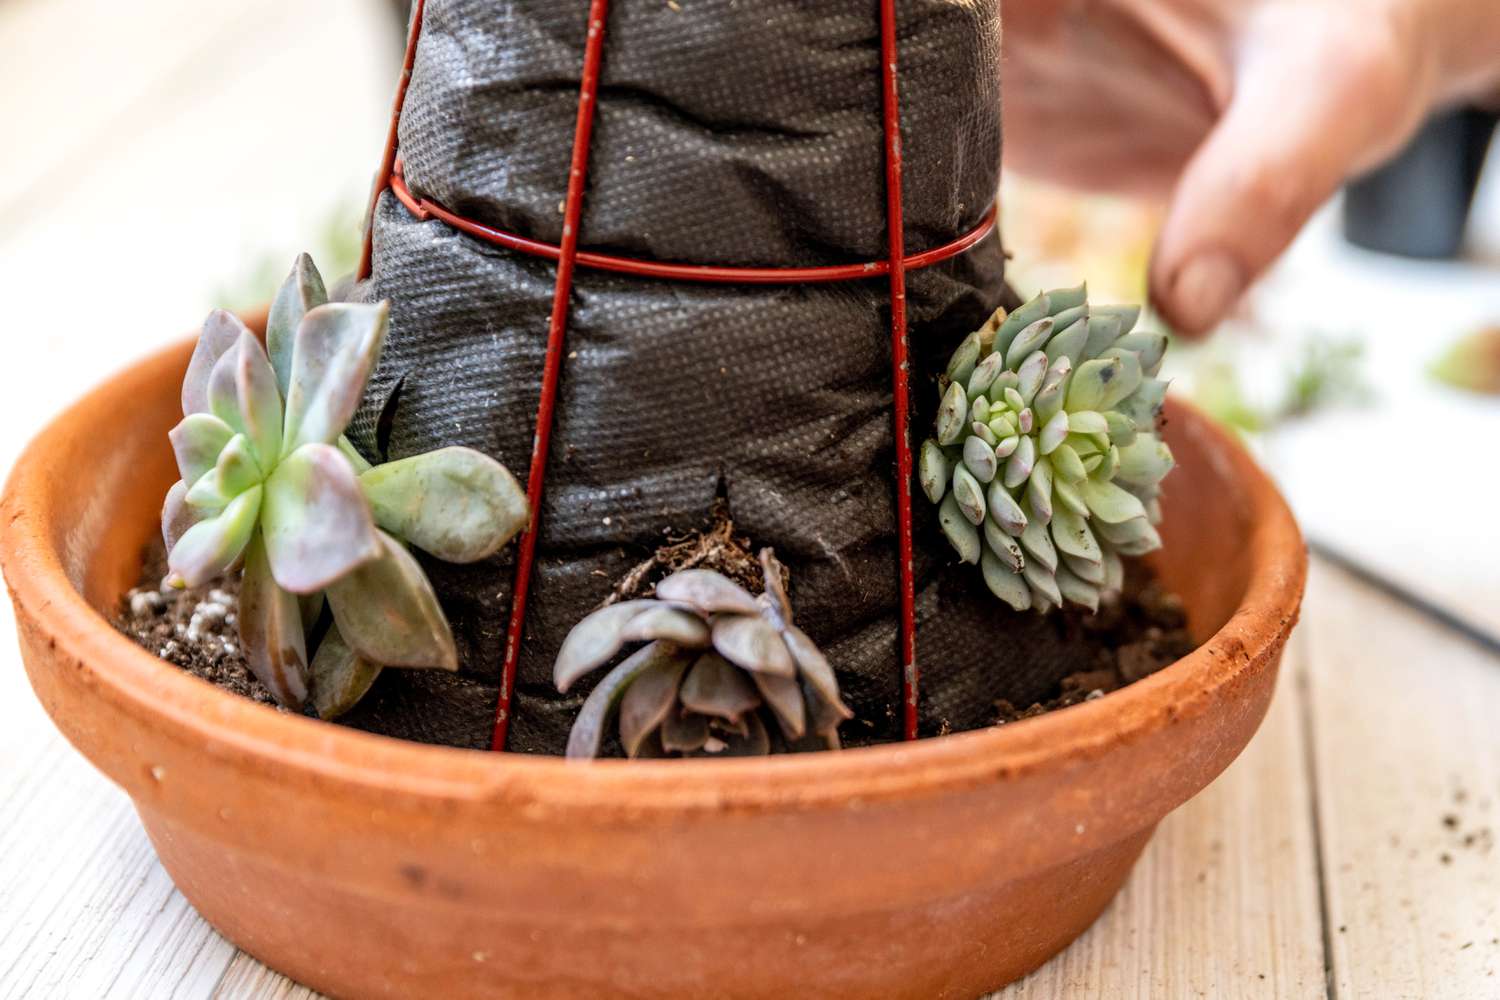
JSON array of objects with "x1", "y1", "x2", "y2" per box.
[{"x1": 0, "y1": 333, "x2": 1304, "y2": 1000}]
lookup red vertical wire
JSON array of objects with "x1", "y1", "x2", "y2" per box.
[
  {"x1": 358, "y1": 0, "x2": 427, "y2": 282},
  {"x1": 878, "y1": 0, "x2": 918, "y2": 741},
  {"x1": 491, "y1": 0, "x2": 612, "y2": 751}
]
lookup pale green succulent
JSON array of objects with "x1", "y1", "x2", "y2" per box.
[
  {"x1": 553, "y1": 550, "x2": 851, "y2": 759},
  {"x1": 162, "y1": 255, "x2": 529, "y2": 716},
  {"x1": 921, "y1": 284, "x2": 1175, "y2": 613}
]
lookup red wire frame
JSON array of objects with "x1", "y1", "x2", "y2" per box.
[
  {"x1": 877, "y1": 0, "x2": 919, "y2": 743},
  {"x1": 358, "y1": 0, "x2": 990, "y2": 749}
]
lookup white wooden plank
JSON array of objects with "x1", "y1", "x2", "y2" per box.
[
  {"x1": 211, "y1": 954, "x2": 320, "y2": 1000},
  {"x1": 1303, "y1": 558, "x2": 1500, "y2": 999},
  {"x1": 991, "y1": 639, "x2": 1328, "y2": 999}
]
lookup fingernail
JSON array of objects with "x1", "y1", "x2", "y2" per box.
[{"x1": 1168, "y1": 252, "x2": 1244, "y2": 335}]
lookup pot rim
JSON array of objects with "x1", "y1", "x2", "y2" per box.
[{"x1": 0, "y1": 337, "x2": 1305, "y2": 815}]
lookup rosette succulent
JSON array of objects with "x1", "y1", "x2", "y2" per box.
[
  {"x1": 553, "y1": 550, "x2": 851, "y2": 759},
  {"x1": 921, "y1": 284, "x2": 1175, "y2": 613},
  {"x1": 162, "y1": 255, "x2": 529, "y2": 717}
]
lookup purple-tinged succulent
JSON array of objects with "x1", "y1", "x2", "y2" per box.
[
  {"x1": 554, "y1": 549, "x2": 852, "y2": 759},
  {"x1": 162, "y1": 255, "x2": 529, "y2": 716}
]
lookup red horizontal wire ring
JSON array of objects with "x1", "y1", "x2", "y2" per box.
[{"x1": 388, "y1": 161, "x2": 997, "y2": 284}]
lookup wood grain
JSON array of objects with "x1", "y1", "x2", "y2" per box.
[
  {"x1": 1302, "y1": 561, "x2": 1500, "y2": 999},
  {"x1": 991, "y1": 639, "x2": 1327, "y2": 999}
]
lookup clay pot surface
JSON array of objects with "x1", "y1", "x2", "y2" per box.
[{"x1": 0, "y1": 335, "x2": 1304, "y2": 1000}]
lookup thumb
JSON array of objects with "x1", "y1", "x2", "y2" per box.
[{"x1": 1149, "y1": 10, "x2": 1431, "y2": 335}]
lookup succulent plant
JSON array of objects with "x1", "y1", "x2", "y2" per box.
[
  {"x1": 553, "y1": 549, "x2": 852, "y2": 759},
  {"x1": 921, "y1": 284, "x2": 1175, "y2": 613},
  {"x1": 162, "y1": 255, "x2": 529, "y2": 716}
]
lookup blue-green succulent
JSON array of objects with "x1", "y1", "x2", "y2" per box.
[
  {"x1": 921, "y1": 284, "x2": 1175, "y2": 613},
  {"x1": 162, "y1": 255, "x2": 529, "y2": 717}
]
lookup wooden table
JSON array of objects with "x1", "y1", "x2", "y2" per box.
[{"x1": 2, "y1": 1, "x2": 1497, "y2": 996}]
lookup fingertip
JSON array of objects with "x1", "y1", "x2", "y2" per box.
[{"x1": 1149, "y1": 249, "x2": 1245, "y2": 338}]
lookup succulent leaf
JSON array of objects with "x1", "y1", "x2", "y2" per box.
[
  {"x1": 620, "y1": 605, "x2": 712, "y2": 647},
  {"x1": 939, "y1": 493, "x2": 982, "y2": 563},
  {"x1": 1006, "y1": 318, "x2": 1054, "y2": 370},
  {"x1": 751, "y1": 670, "x2": 807, "y2": 741},
  {"x1": 1046, "y1": 320, "x2": 1089, "y2": 367},
  {"x1": 1019, "y1": 511, "x2": 1058, "y2": 572},
  {"x1": 1022, "y1": 556, "x2": 1064, "y2": 608},
  {"x1": 1116, "y1": 433, "x2": 1175, "y2": 488},
  {"x1": 1095, "y1": 348, "x2": 1144, "y2": 409},
  {"x1": 1063, "y1": 550, "x2": 1107, "y2": 586},
  {"x1": 981, "y1": 550, "x2": 1032, "y2": 611},
  {"x1": 1055, "y1": 562, "x2": 1100, "y2": 612},
  {"x1": 554, "y1": 600, "x2": 656, "y2": 692},
  {"x1": 309, "y1": 624, "x2": 382, "y2": 720},
  {"x1": 565, "y1": 641, "x2": 680, "y2": 760},
  {"x1": 952, "y1": 464, "x2": 987, "y2": 525},
  {"x1": 186, "y1": 433, "x2": 261, "y2": 509},
  {"x1": 232, "y1": 331, "x2": 284, "y2": 467},
  {"x1": 266, "y1": 253, "x2": 328, "y2": 394},
  {"x1": 660, "y1": 709, "x2": 710, "y2": 754},
  {"x1": 718, "y1": 712, "x2": 771, "y2": 756},
  {"x1": 1083, "y1": 315, "x2": 1124, "y2": 359},
  {"x1": 781, "y1": 626, "x2": 852, "y2": 720},
  {"x1": 1051, "y1": 505, "x2": 1101, "y2": 564},
  {"x1": 167, "y1": 485, "x2": 261, "y2": 588},
  {"x1": 619, "y1": 654, "x2": 691, "y2": 758},
  {"x1": 182, "y1": 310, "x2": 250, "y2": 417},
  {"x1": 325, "y1": 531, "x2": 458, "y2": 669},
  {"x1": 759, "y1": 549, "x2": 794, "y2": 625},
  {"x1": 679, "y1": 651, "x2": 762, "y2": 722},
  {"x1": 985, "y1": 480, "x2": 1027, "y2": 537},
  {"x1": 282, "y1": 302, "x2": 389, "y2": 455},
  {"x1": 962, "y1": 436, "x2": 997, "y2": 484},
  {"x1": 359, "y1": 446, "x2": 530, "y2": 563},
  {"x1": 936, "y1": 381, "x2": 968, "y2": 446},
  {"x1": 712, "y1": 614, "x2": 794, "y2": 677},
  {"x1": 337, "y1": 436, "x2": 374, "y2": 474},
  {"x1": 239, "y1": 530, "x2": 310, "y2": 709},
  {"x1": 262, "y1": 443, "x2": 381, "y2": 594},
  {"x1": 656, "y1": 570, "x2": 760, "y2": 616},
  {"x1": 161, "y1": 479, "x2": 205, "y2": 553},
  {"x1": 1080, "y1": 478, "x2": 1148, "y2": 523},
  {"x1": 206, "y1": 341, "x2": 246, "y2": 435},
  {"x1": 983, "y1": 518, "x2": 1025, "y2": 573},
  {"x1": 1113, "y1": 331, "x2": 1168, "y2": 375},
  {"x1": 994, "y1": 292, "x2": 1050, "y2": 358},
  {"x1": 919, "y1": 439, "x2": 949, "y2": 503},
  {"x1": 170, "y1": 413, "x2": 236, "y2": 486},
  {"x1": 945, "y1": 331, "x2": 983, "y2": 385}
]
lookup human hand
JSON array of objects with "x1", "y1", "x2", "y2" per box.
[{"x1": 1002, "y1": 0, "x2": 1500, "y2": 335}]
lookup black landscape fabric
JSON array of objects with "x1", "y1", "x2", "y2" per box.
[{"x1": 345, "y1": 0, "x2": 1090, "y2": 753}]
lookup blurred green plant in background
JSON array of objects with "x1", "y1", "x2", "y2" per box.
[
  {"x1": 1430, "y1": 325, "x2": 1500, "y2": 396},
  {"x1": 1188, "y1": 336, "x2": 1370, "y2": 436},
  {"x1": 213, "y1": 199, "x2": 363, "y2": 312}
]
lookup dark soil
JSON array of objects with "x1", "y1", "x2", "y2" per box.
[
  {"x1": 118, "y1": 547, "x2": 280, "y2": 710},
  {"x1": 992, "y1": 573, "x2": 1194, "y2": 724},
  {"x1": 118, "y1": 536, "x2": 1195, "y2": 748}
]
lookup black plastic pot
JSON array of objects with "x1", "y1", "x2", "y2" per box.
[{"x1": 1343, "y1": 106, "x2": 1498, "y2": 259}]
